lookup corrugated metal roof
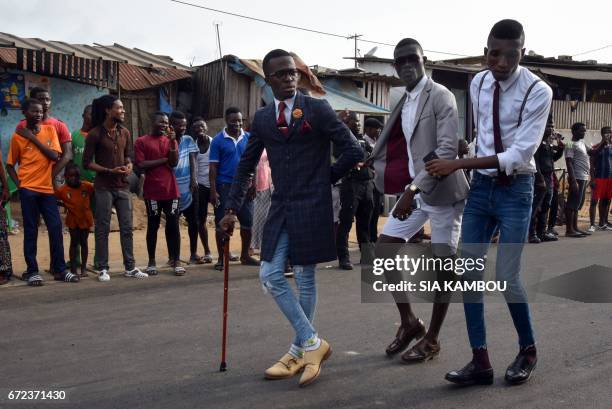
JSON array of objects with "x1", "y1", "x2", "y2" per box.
[
  {"x1": 534, "y1": 67, "x2": 612, "y2": 81},
  {"x1": 119, "y1": 63, "x2": 191, "y2": 91},
  {"x1": 320, "y1": 78, "x2": 390, "y2": 115},
  {"x1": 0, "y1": 47, "x2": 16, "y2": 64},
  {"x1": 427, "y1": 61, "x2": 483, "y2": 74},
  {"x1": 0, "y1": 32, "x2": 192, "y2": 70},
  {"x1": 0, "y1": 32, "x2": 193, "y2": 90},
  {"x1": 313, "y1": 65, "x2": 403, "y2": 86}
]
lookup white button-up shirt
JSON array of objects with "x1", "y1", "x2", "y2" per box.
[
  {"x1": 401, "y1": 75, "x2": 428, "y2": 177},
  {"x1": 471, "y1": 66, "x2": 553, "y2": 176},
  {"x1": 274, "y1": 93, "x2": 297, "y2": 125}
]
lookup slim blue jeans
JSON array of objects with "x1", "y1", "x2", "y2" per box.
[
  {"x1": 461, "y1": 173, "x2": 535, "y2": 349},
  {"x1": 19, "y1": 188, "x2": 66, "y2": 274},
  {"x1": 259, "y1": 227, "x2": 317, "y2": 348}
]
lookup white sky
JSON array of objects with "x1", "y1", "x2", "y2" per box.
[{"x1": 1, "y1": 0, "x2": 611, "y2": 68}]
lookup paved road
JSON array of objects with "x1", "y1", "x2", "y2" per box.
[{"x1": 2, "y1": 233, "x2": 611, "y2": 408}]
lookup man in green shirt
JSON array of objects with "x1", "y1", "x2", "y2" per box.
[{"x1": 72, "y1": 105, "x2": 95, "y2": 182}]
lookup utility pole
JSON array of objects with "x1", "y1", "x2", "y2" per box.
[
  {"x1": 348, "y1": 34, "x2": 362, "y2": 68},
  {"x1": 214, "y1": 21, "x2": 224, "y2": 82}
]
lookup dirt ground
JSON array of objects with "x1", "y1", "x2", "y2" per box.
[{"x1": 6, "y1": 195, "x2": 390, "y2": 275}]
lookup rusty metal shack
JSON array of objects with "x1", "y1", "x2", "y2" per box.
[{"x1": 0, "y1": 32, "x2": 193, "y2": 140}]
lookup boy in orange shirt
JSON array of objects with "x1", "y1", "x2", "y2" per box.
[
  {"x1": 54, "y1": 163, "x2": 94, "y2": 278},
  {"x1": 6, "y1": 99, "x2": 79, "y2": 285}
]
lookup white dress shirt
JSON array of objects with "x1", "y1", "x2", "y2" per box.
[
  {"x1": 274, "y1": 93, "x2": 297, "y2": 125},
  {"x1": 471, "y1": 66, "x2": 553, "y2": 176},
  {"x1": 401, "y1": 75, "x2": 428, "y2": 177}
]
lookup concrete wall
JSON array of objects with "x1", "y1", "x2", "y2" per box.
[{"x1": 0, "y1": 70, "x2": 108, "y2": 160}]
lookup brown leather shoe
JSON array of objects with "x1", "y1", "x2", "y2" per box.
[
  {"x1": 264, "y1": 354, "x2": 305, "y2": 380},
  {"x1": 299, "y1": 339, "x2": 332, "y2": 387},
  {"x1": 385, "y1": 319, "x2": 426, "y2": 356},
  {"x1": 401, "y1": 338, "x2": 441, "y2": 363}
]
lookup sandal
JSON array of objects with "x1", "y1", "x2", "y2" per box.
[
  {"x1": 214, "y1": 260, "x2": 224, "y2": 271},
  {"x1": 189, "y1": 256, "x2": 205, "y2": 265},
  {"x1": 145, "y1": 266, "x2": 158, "y2": 276},
  {"x1": 174, "y1": 266, "x2": 186, "y2": 276},
  {"x1": 229, "y1": 253, "x2": 239, "y2": 262},
  {"x1": 202, "y1": 254, "x2": 213, "y2": 264},
  {"x1": 55, "y1": 272, "x2": 80, "y2": 283},
  {"x1": 401, "y1": 338, "x2": 441, "y2": 363},
  {"x1": 26, "y1": 273, "x2": 44, "y2": 287}
]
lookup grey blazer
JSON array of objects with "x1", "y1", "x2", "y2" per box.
[{"x1": 371, "y1": 78, "x2": 469, "y2": 206}]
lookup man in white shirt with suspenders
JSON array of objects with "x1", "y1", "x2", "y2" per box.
[{"x1": 426, "y1": 19, "x2": 552, "y2": 386}]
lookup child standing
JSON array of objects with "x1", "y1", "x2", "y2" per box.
[{"x1": 54, "y1": 163, "x2": 94, "y2": 278}]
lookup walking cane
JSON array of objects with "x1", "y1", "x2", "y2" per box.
[{"x1": 220, "y1": 236, "x2": 230, "y2": 372}]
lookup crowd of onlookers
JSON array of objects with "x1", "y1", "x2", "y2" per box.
[
  {"x1": 456, "y1": 118, "x2": 612, "y2": 245},
  {"x1": 0, "y1": 87, "x2": 271, "y2": 286},
  {"x1": 0, "y1": 86, "x2": 610, "y2": 287}
]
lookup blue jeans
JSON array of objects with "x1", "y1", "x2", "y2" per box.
[
  {"x1": 259, "y1": 227, "x2": 317, "y2": 347},
  {"x1": 461, "y1": 173, "x2": 535, "y2": 349},
  {"x1": 19, "y1": 188, "x2": 66, "y2": 274}
]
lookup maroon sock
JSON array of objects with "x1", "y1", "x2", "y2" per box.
[
  {"x1": 520, "y1": 345, "x2": 537, "y2": 365},
  {"x1": 472, "y1": 348, "x2": 492, "y2": 370}
]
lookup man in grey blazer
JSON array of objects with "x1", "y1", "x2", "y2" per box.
[{"x1": 371, "y1": 38, "x2": 469, "y2": 363}]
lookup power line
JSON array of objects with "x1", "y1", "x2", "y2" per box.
[
  {"x1": 572, "y1": 44, "x2": 612, "y2": 57},
  {"x1": 169, "y1": 0, "x2": 470, "y2": 57}
]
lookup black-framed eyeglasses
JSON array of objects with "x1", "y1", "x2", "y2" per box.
[{"x1": 268, "y1": 69, "x2": 299, "y2": 79}]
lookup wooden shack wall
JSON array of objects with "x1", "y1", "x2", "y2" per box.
[
  {"x1": 192, "y1": 60, "x2": 226, "y2": 120},
  {"x1": 122, "y1": 88, "x2": 158, "y2": 138},
  {"x1": 193, "y1": 59, "x2": 263, "y2": 133}
]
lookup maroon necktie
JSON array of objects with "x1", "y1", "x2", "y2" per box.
[
  {"x1": 492, "y1": 81, "x2": 511, "y2": 185},
  {"x1": 277, "y1": 101, "x2": 289, "y2": 136}
]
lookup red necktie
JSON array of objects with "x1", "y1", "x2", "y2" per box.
[
  {"x1": 493, "y1": 81, "x2": 510, "y2": 185},
  {"x1": 277, "y1": 101, "x2": 289, "y2": 136}
]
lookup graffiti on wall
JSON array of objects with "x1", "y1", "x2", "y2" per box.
[{"x1": 0, "y1": 73, "x2": 26, "y2": 111}]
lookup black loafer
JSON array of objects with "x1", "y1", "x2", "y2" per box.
[
  {"x1": 445, "y1": 361, "x2": 494, "y2": 386},
  {"x1": 385, "y1": 319, "x2": 426, "y2": 356},
  {"x1": 505, "y1": 354, "x2": 537, "y2": 385},
  {"x1": 339, "y1": 260, "x2": 353, "y2": 270}
]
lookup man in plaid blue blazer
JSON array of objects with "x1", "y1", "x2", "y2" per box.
[{"x1": 220, "y1": 49, "x2": 362, "y2": 387}]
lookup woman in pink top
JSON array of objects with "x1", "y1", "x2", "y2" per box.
[{"x1": 250, "y1": 149, "x2": 272, "y2": 254}]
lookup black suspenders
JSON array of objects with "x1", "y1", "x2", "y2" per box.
[{"x1": 474, "y1": 70, "x2": 541, "y2": 156}]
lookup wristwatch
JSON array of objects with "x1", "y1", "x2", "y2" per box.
[{"x1": 405, "y1": 183, "x2": 420, "y2": 194}]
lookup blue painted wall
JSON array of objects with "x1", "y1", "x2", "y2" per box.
[{"x1": 0, "y1": 70, "x2": 108, "y2": 160}]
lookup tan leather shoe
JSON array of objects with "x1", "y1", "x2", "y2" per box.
[
  {"x1": 264, "y1": 354, "x2": 305, "y2": 380},
  {"x1": 299, "y1": 339, "x2": 332, "y2": 387}
]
